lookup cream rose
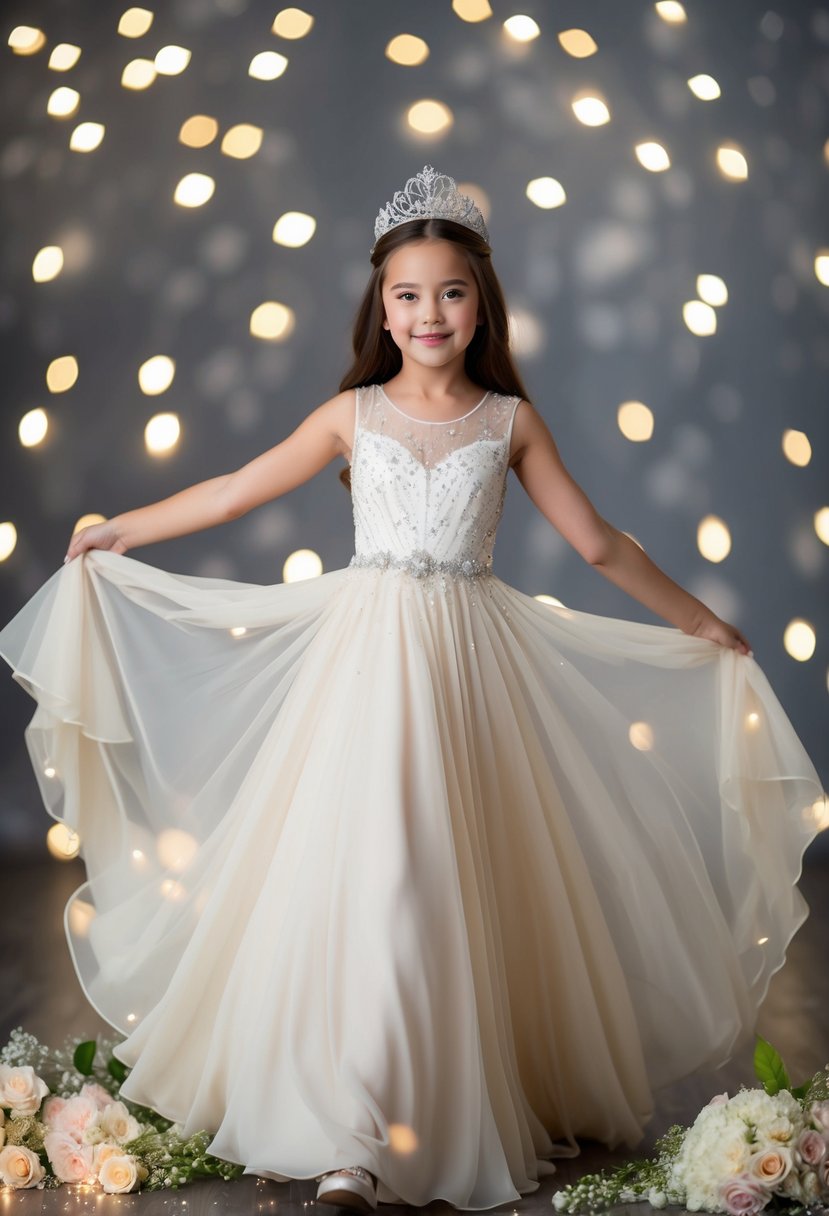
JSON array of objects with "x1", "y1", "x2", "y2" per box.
[
  {"x1": 43, "y1": 1130, "x2": 96, "y2": 1183},
  {"x1": 810, "y1": 1101, "x2": 829, "y2": 1134},
  {"x1": 748, "y1": 1146, "x2": 792, "y2": 1185},
  {"x1": 99, "y1": 1099, "x2": 142, "y2": 1144},
  {"x1": 0, "y1": 1143, "x2": 46, "y2": 1188},
  {"x1": 0, "y1": 1064, "x2": 49, "y2": 1117},
  {"x1": 98, "y1": 1153, "x2": 145, "y2": 1193}
]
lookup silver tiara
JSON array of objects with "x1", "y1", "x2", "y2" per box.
[{"x1": 372, "y1": 165, "x2": 490, "y2": 251}]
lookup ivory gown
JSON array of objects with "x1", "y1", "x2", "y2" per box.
[{"x1": 0, "y1": 381, "x2": 823, "y2": 1209}]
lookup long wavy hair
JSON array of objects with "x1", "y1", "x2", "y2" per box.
[{"x1": 335, "y1": 217, "x2": 532, "y2": 492}]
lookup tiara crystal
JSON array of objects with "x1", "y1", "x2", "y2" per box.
[{"x1": 372, "y1": 165, "x2": 490, "y2": 251}]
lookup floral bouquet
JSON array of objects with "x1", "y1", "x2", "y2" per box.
[
  {"x1": 552, "y1": 1038, "x2": 829, "y2": 1215},
  {"x1": 0, "y1": 1026, "x2": 245, "y2": 1192}
]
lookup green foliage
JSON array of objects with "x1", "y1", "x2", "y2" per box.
[{"x1": 753, "y1": 1035, "x2": 791, "y2": 1096}]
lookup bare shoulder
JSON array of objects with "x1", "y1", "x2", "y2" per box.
[
  {"x1": 507, "y1": 398, "x2": 555, "y2": 469},
  {"x1": 309, "y1": 387, "x2": 358, "y2": 460}
]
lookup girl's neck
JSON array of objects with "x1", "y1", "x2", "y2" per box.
[{"x1": 383, "y1": 369, "x2": 483, "y2": 410}]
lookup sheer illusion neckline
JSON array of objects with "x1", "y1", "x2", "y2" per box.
[{"x1": 378, "y1": 383, "x2": 490, "y2": 425}]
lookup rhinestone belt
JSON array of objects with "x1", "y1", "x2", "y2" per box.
[{"x1": 348, "y1": 549, "x2": 493, "y2": 580}]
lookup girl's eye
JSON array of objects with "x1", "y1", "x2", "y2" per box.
[{"x1": 397, "y1": 290, "x2": 463, "y2": 301}]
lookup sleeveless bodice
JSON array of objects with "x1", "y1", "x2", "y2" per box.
[{"x1": 348, "y1": 382, "x2": 521, "y2": 579}]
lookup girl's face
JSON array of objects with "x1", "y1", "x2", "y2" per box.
[{"x1": 380, "y1": 238, "x2": 483, "y2": 372}]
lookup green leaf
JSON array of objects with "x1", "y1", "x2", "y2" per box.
[
  {"x1": 72, "y1": 1039, "x2": 97, "y2": 1076},
  {"x1": 753, "y1": 1036, "x2": 790, "y2": 1095},
  {"x1": 108, "y1": 1055, "x2": 128, "y2": 1084},
  {"x1": 791, "y1": 1082, "x2": 810, "y2": 1100}
]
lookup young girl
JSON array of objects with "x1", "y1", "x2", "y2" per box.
[{"x1": 0, "y1": 166, "x2": 823, "y2": 1213}]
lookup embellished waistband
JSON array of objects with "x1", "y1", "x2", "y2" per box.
[{"x1": 348, "y1": 549, "x2": 493, "y2": 580}]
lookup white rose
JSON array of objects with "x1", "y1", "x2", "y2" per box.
[
  {"x1": 99, "y1": 1100, "x2": 142, "y2": 1144},
  {"x1": 0, "y1": 1064, "x2": 49, "y2": 1117},
  {"x1": 0, "y1": 1143, "x2": 46, "y2": 1188},
  {"x1": 648, "y1": 1188, "x2": 668, "y2": 1207},
  {"x1": 98, "y1": 1153, "x2": 143, "y2": 1193}
]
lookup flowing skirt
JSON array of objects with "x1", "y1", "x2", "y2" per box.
[{"x1": 0, "y1": 549, "x2": 822, "y2": 1209}]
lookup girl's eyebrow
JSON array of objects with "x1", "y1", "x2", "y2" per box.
[{"x1": 388, "y1": 278, "x2": 469, "y2": 289}]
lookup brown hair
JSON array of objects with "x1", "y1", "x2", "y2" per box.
[{"x1": 337, "y1": 217, "x2": 533, "y2": 403}]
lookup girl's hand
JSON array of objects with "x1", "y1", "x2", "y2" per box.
[
  {"x1": 690, "y1": 612, "x2": 753, "y2": 657},
  {"x1": 64, "y1": 520, "x2": 127, "y2": 564}
]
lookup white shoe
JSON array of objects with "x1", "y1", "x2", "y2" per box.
[{"x1": 315, "y1": 1165, "x2": 378, "y2": 1211}]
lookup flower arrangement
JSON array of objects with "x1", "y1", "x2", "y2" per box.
[
  {"x1": 552, "y1": 1039, "x2": 829, "y2": 1215},
  {"x1": 0, "y1": 1026, "x2": 244, "y2": 1192}
]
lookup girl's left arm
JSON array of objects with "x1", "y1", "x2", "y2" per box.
[{"x1": 509, "y1": 401, "x2": 752, "y2": 653}]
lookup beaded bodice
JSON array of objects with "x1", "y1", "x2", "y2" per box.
[{"x1": 348, "y1": 382, "x2": 520, "y2": 578}]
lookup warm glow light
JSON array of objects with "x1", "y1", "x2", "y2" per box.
[
  {"x1": 697, "y1": 274, "x2": 728, "y2": 306},
  {"x1": 683, "y1": 300, "x2": 717, "y2": 336},
  {"x1": 74, "y1": 513, "x2": 107, "y2": 532},
  {"x1": 572, "y1": 94, "x2": 610, "y2": 126},
  {"x1": 70, "y1": 122, "x2": 105, "y2": 152},
  {"x1": 716, "y1": 145, "x2": 749, "y2": 180},
  {"x1": 406, "y1": 99, "x2": 453, "y2": 135},
  {"x1": 283, "y1": 549, "x2": 323, "y2": 582},
  {"x1": 155, "y1": 45, "x2": 191, "y2": 75},
  {"x1": 230, "y1": 626, "x2": 247, "y2": 638},
  {"x1": 221, "y1": 124, "x2": 263, "y2": 158},
  {"x1": 249, "y1": 51, "x2": 289, "y2": 80},
  {"x1": 47, "y1": 87, "x2": 81, "y2": 118},
  {"x1": 118, "y1": 8, "x2": 154, "y2": 38},
  {"x1": 173, "y1": 172, "x2": 215, "y2": 207},
  {"x1": 688, "y1": 74, "x2": 721, "y2": 100},
  {"x1": 272, "y1": 212, "x2": 317, "y2": 247},
  {"x1": 46, "y1": 355, "x2": 79, "y2": 393},
  {"x1": 33, "y1": 246, "x2": 64, "y2": 282},
  {"x1": 138, "y1": 354, "x2": 175, "y2": 395},
  {"x1": 782, "y1": 429, "x2": 812, "y2": 467},
  {"x1": 452, "y1": 0, "x2": 493, "y2": 20},
  {"x1": 535, "y1": 594, "x2": 567, "y2": 609},
  {"x1": 160, "y1": 878, "x2": 187, "y2": 902},
  {"x1": 629, "y1": 721, "x2": 654, "y2": 751},
  {"x1": 19, "y1": 408, "x2": 48, "y2": 447},
  {"x1": 558, "y1": 29, "x2": 597, "y2": 58},
  {"x1": 386, "y1": 34, "x2": 429, "y2": 65},
  {"x1": 697, "y1": 515, "x2": 731, "y2": 563},
  {"x1": 46, "y1": 823, "x2": 81, "y2": 860},
  {"x1": 814, "y1": 507, "x2": 829, "y2": 546},
  {"x1": 783, "y1": 619, "x2": 816, "y2": 662},
  {"x1": 526, "y1": 176, "x2": 566, "y2": 209},
  {"x1": 49, "y1": 43, "x2": 82, "y2": 71},
  {"x1": 144, "y1": 413, "x2": 181, "y2": 455},
  {"x1": 617, "y1": 401, "x2": 654, "y2": 442},
  {"x1": 815, "y1": 251, "x2": 829, "y2": 287},
  {"x1": 804, "y1": 795, "x2": 829, "y2": 831},
  {"x1": 250, "y1": 301, "x2": 296, "y2": 341},
  {"x1": 8, "y1": 26, "x2": 46, "y2": 54},
  {"x1": 0, "y1": 523, "x2": 18, "y2": 562},
  {"x1": 507, "y1": 307, "x2": 544, "y2": 358},
  {"x1": 272, "y1": 7, "x2": 315, "y2": 38},
  {"x1": 122, "y1": 58, "x2": 157, "y2": 89},
  {"x1": 389, "y1": 1123, "x2": 419, "y2": 1153},
  {"x1": 68, "y1": 898, "x2": 96, "y2": 937},
  {"x1": 655, "y1": 1, "x2": 687, "y2": 22},
  {"x1": 503, "y1": 15, "x2": 540, "y2": 42},
  {"x1": 157, "y1": 828, "x2": 198, "y2": 872},
  {"x1": 179, "y1": 114, "x2": 219, "y2": 147},
  {"x1": 635, "y1": 142, "x2": 670, "y2": 171}
]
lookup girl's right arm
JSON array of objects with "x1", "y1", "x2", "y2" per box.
[{"x1": 65, "y1": 390, "x2": 353, "y2": 560}]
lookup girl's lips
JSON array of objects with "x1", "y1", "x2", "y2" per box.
[{"x1": 415, "y1": 334, "x2": 449, "y2": 343}]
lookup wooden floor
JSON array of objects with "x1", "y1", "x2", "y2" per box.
[{"x1": 1, "y1": 853, "x2": 827, "y2": 1213}]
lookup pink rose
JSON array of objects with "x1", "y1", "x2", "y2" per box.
[
  {"x1": 80, "y1": 1081, "x2": 115, "y2": 1111},
  {"x1": 810, "y1": 1101, "x2": 829, "y2": 1133},
  {"x1": 797, "y1": 1129, "x2": 827, "y2": 1167},
  {"x1": 44, "y1": 1093, "x2": 99, "y2": 1141},
  {"x1": 40, "y1": 1094, "x2": 68, "y2": 1127},
  {"x1": 720, "y1": 1175, "x2": 770, "y2": 1216},
  {"x1": 707, "y1": 1092, "x2": 729, "y2": 1106},
  {"x1": 748, "y1": 1147, "x2": 793, "y2": 1186},
  {"x1": 43, "y1": 1131, "x2": 95, "y2": 1183}
]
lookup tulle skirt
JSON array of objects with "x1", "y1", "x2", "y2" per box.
[{"x1": 0, "y1": 549, "x2": 822, "y2": 1208}]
